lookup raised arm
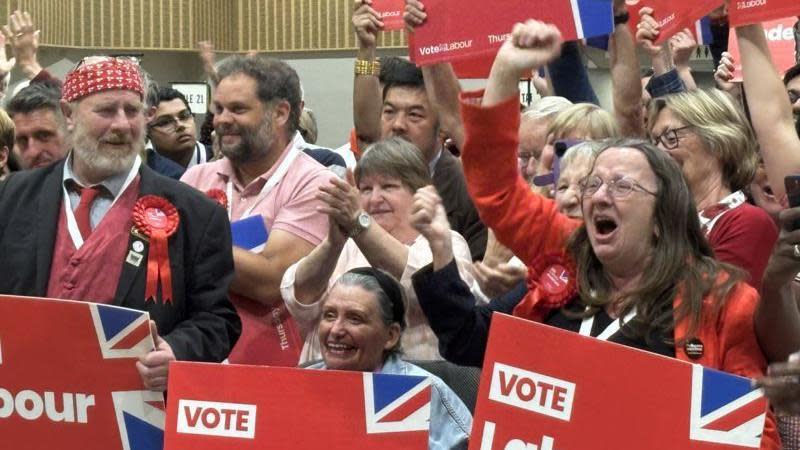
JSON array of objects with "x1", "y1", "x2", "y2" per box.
[
  {"x1": 757, "y1": 208, "x2": 800, "y2": 362},
  {"x1": 290, "y1": 215, "x2": 349, "y2": 305},
  {"x1": 609, "y1": 1, "x2": 645, "y2": 137},
  {"x1": 352, "y1": 0, "x2": 383, "y2": 145},
  {"x1": 737, "y1": 23, "x2": 800, "y2": 200},
  {"x1": 405, "y1": 0, "x2": 466, "y2": 149},
  {"x1": 197, "y1": 41, "x2": 219, "y2": 86},
  {"x1": 636, "y1": 8, "x2": 687, "y2": 98},
  {"x1": 410, "y1": 185, "x2": 525, "y2": 367},
  {"x1": 670, "y1": 29, "x2": 698, "y2": 91},
  {"x1": 462, "y1": 20, "x2": 580, "y2": 266},
  {"x1": 2, "y1": 11, "x2": 41, "y2": 80}
]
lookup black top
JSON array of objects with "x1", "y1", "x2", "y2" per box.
[
  {"x1": 546, "y1": 304, "x2": 675, "y2": 357},
  {"x1": 413, "y1": 258, "x2": 675, "y2": 368}
]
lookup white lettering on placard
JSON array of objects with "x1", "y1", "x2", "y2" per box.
[
  {"x1": 658, "y1": 13, "x2": 676, "y2": 28},
  {"x1": 0, "y1": 388, "x2": 94, "y2": 423},
  {"x1": 488, "y1": 363, "x2": 576, "y2": 421},
  {"x1": 177, "y1": 399, "x2": 257, "y2": 439},
  {"x1": 479, "y1": 421, "x2": 559, "y2": 450},
  {"x1": 380, "y1": 11, "x2": 401, "y2": 18},
  {"x1": 764, "y1": 24, "x2": 794, "y2": 41},
  {"x1": 736, "y1": 0, "x2": 766, "y2": 10},
  {"x1": 488, "y1": 33, "x2": 511, "y2": 44},
  {"x1": 418, "y1": 40, "x2": 473, "y2": 56},
  {"x1": 271, "y1": 307, "x2": 289, "y2": 351}
]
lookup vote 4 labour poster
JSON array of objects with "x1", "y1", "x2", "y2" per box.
[
  {"x1": 470, "y1": 314, "x2": 770, "y2": 450},
  {"x1": 163, "y1": 362, "x2": 431, "y2": 449},
  {"x1": 0, "y1": 295, "x2": 164, "y2": 450},
  {"x1": 409, "y1": 0, "x2": 613, "y2": 67}
]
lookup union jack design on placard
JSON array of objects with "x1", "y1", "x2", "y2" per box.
[
  {"x1": 90, "y1": 303, "x2": 153, "y2": 359},
  {"x1": 571, "y1": 0, "x2": 614, "y2": 39},
  {"x1": 363, "y1": 373, "x2": 432, "y2": 434},
  {"x1": 693, "y1": 16, "x2": 713, "y2": 46},
  {"x1": 689, "y1": 365, "x2": 766, "y2": 448},
  {"x1": 91, "y1": 303, "x2": 166, "y2": 450},
  {"x1": 0, "y1": 296, "x2": 164, "y2": 450}
]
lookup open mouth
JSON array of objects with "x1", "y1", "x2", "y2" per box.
[
  {"x1": 325, "y1": 342, "x2": 356, "y2": 356},
  {"x1": 594, "y1": 216, "x2": 618, "y2": 237},
  {"x1": 761, "y1": 183, "x2": 775, "y2": 200}
]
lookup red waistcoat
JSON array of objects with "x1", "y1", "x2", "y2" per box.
[{"x1": 46, "y1": 179, "x2": 141, "y2": 303}]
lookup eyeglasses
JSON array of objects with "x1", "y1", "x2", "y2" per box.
[
  {"x1": 789, "y1": 89, "x2": 800, "y2": 105},
  {"x1": 651, "y1": 125, "x2": 693, "y2": 150},
  {"x1": 518, "y1": 151, "x2": 534, "y2": 165},
  {"x1": 580, "y1": 175, "x2": 657, "y2": 199},
  {"x1": 150, "y1": 109, "x2": 194, "y2": 132}
]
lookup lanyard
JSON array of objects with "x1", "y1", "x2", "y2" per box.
[
  {"x1": 195, "y1": 142, "x2": 207, "y2": 166},
  {"x1": 63, "y1": 155, "x2": 142, "y2": 250},
  {"x1": 225, "y1": 145, "x2": 301, "y2": 220},
  {"x1": 579, "y1": 307, "x2": 637, "y2": 341}
]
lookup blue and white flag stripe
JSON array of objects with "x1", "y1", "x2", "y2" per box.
[{"x1": 572, "y1": 0, "x2": 614, "y2": 39}]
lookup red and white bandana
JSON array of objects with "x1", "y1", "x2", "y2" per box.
[{"x1": 62, "y1": 58, "x2": 144, "y2": 103}]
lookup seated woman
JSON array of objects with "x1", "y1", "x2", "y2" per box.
[
  {"x1": 281, "y1": 137, "x2": 483, "y2": 363},
  {"x1": 306, "y1": 267, "x2": 472, "y2": 450},
  {"x1": 413, "y1": 20, "x2": 779, "y2": 448}
]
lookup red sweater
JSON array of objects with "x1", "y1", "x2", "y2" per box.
[{"x1": 459, "y1": 90, "x2": 779, "y2": 450}]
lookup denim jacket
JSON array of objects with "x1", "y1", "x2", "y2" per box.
[{"x1": 309, "y1": 354, "x2": 473, "y2": 450}]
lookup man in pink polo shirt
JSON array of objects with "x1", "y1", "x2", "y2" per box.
[{"x1": 181, "y1": 56, "x2": 331, "y2": 366}]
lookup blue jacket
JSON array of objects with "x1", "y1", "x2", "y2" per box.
[{"x1": 309, "y1": 354, "x2": 472, "y2": 450}]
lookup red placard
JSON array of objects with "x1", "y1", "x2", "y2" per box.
[
  {"x1": 409, "y1": 0, "x2": 614, "y2": 67},
  {"x1": 164, "y1": 362, "x2": 431, "y2": 449},
  {"x1": 0, "y1": 295, "x2": 164, "y2": 450},
  {"x1": 729, "y1": 0, "x2": 800, "y2": 27},
  {"x1": 373, "y1": 0, "x2": 406, "y2": 31},
  {"x1": 470, "y1": 314, "x2": 768, "y2": 450},
  {"x1": 625, "y1": 0, "x2": 722, "y2": 44},
  {"x1": 728, "y1": 18, "x2": 798, "y2": 81}
]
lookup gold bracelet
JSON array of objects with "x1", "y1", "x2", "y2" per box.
[{"x1": 354, "y1": 59, "x2": 381, "y2": 76}]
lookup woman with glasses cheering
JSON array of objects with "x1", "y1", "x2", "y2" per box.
[
  {"x1": 648, "y1": 88, "x2": 777, "y2": 289},
  {"x1": 410, "y1": 20, "x2": 779, "y2": 448}
]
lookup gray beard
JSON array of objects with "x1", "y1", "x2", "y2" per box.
[
  {"x1": 218, "y1": 119, "x2": 274, "y2": 165},
  {"x1": 70, "y1": 126, "x2": 143, "y2": 181}
]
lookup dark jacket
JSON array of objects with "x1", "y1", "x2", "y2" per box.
[
  {"x1": 433, "y1": 150, "x2": 487, "y2": 261},
  {"x1": 0, "y1": 160, "x2": 241, "y2": 362}
]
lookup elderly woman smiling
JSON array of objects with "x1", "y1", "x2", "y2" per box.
[
  {"x1": 415, "y1": 20, "x2": 779, "y2": 448},
  {"x1": 307, "y1": 267, "x2": 472, "y2": 450},
  {"x1": 281, "y1": 137, "x2": 483, "y2": 363}
]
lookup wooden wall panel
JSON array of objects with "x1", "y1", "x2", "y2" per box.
[{"x1": 0, "y1": 0, "x2": 407, "y2": 52}]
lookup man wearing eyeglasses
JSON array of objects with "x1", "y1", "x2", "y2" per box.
[{"x1": 147, "y1": 87, "x2": 212, "y2": 172}]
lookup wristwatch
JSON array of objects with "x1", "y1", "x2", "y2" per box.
[
  {"x1": 350, "y1": 212, "x2": 371, "y2": 238},
  {"x1": 614, "y1": 11, "x2": 630, "y2": 26}
]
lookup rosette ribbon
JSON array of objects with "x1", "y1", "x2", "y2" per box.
[
  {"x1": 133, "y1": 195, "x2": 179, "y2": 304},
  {"x1": 205, "y1": 189, "x2": 229, "y2": 210}
]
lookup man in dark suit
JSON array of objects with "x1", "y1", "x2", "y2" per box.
[{"x1": 0, "y1": 56, "x2": 240, "y2": 392}]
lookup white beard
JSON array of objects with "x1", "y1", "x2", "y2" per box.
[{"x1": 70, "y1": 121, "x2": 144, "y2": 180}]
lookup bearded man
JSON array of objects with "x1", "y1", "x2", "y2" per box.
[
  {"x1": 0, "y1": 57, "x2": 241, "y2": 391},
  {"x1": 181, "y1": 56, "x2": 331, "y2": 366}
]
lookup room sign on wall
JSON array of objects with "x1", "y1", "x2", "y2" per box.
[{"x1": 170, "y1": 82, "x2": 210, "y2": 115}]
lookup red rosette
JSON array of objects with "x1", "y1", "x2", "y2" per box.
[
  {"x1": 513, "y1": 251, "x2": 578, "y2": 321},
  {"x1": 205, "y1": 189, "x2": 229, "y2": 210},
  {"x1": 132, "y1": 195, "x2": 179, "y2": 304}
]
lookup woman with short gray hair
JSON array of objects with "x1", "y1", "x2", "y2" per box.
[{"x1": 281, "y1": 137, "x2": 485, "y2": 364}]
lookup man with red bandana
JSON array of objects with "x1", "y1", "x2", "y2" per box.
[{"x1": 0, "y1": 56, "x2": 241, "y2": 391}]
